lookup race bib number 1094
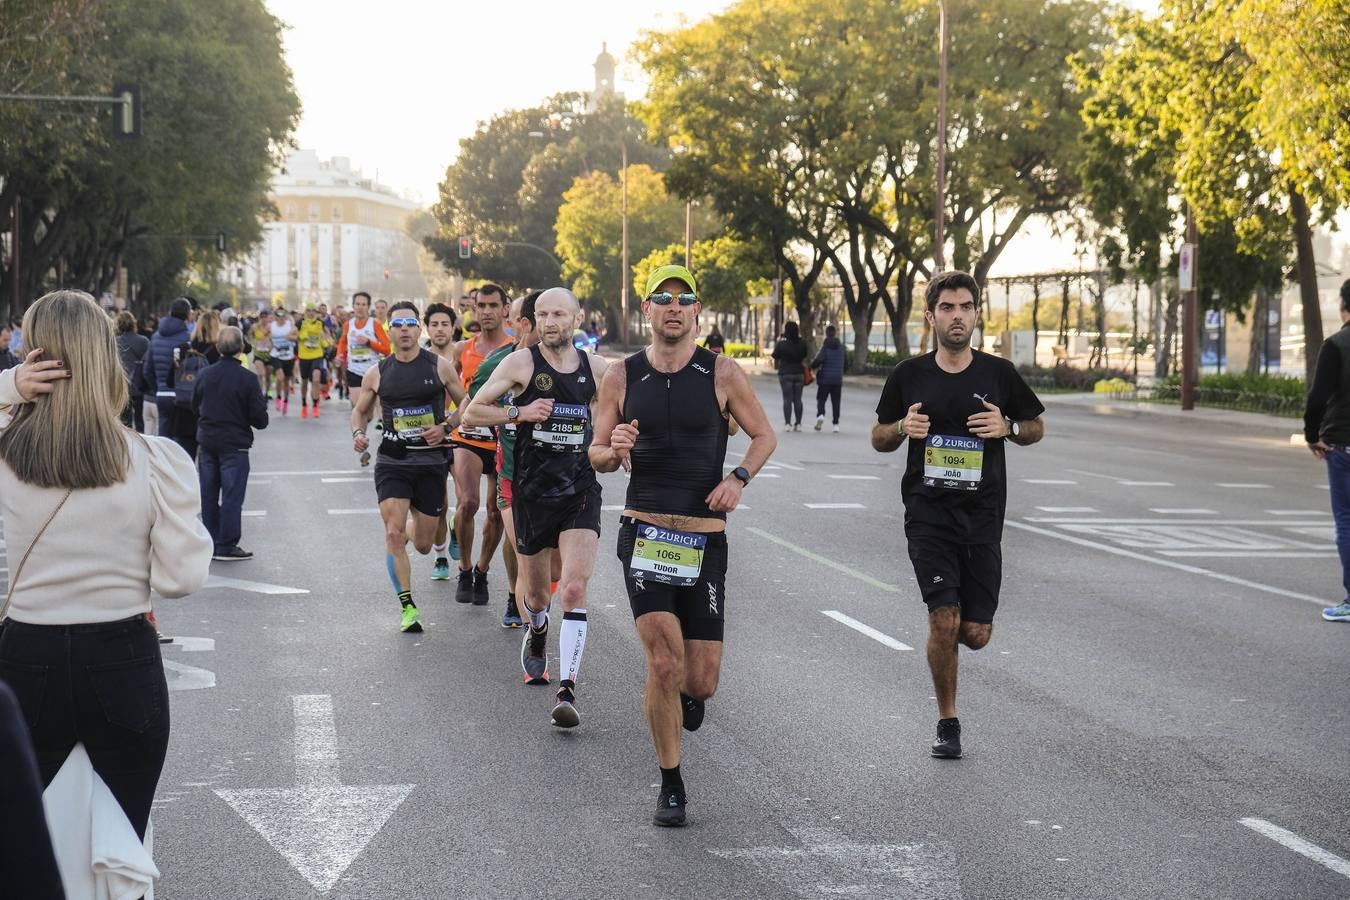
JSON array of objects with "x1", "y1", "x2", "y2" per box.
[{"x1": 923, "y1": 434, "x2": 984, "y2": 491}]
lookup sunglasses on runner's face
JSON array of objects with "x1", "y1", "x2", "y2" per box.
[
  {"x1": 389, "y1": 316, "x2": 420, "y2": 328},
  {"x1": 647, "y1": 292, "x2": 698, "y2": 306}
]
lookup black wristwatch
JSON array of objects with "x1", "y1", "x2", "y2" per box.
[{"x1": 731, "y1": 466, "x2": 751, "y2": 486}]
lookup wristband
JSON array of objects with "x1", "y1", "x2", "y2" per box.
[{"x1": 352, "y1": 428, "x2": 366, "y2": 437}]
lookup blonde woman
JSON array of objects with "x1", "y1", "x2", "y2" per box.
[{"x1": 0, "y1": 290, "x2": 211, "y2": 845}]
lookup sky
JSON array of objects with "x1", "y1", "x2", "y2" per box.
[{"x1": 266, "y1": 0, "x2": 1160, "y2": 277}]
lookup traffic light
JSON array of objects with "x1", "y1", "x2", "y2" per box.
[
  {"x1": 111, "y1": 83, "x2": 140, "y2": 141},
  {"x1": 215, "y1": 232, "x2": 226, "y2": 253},
  {"x1": 458, "y1": 236, "x2": 472, "y2": 259}
]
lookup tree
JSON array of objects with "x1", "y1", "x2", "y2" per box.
[
  {"x1": 553, "y1": 165, "x2": 691, "y2": 333},
  {"x1": 0, "y1": 0, "x2": 299, "y2": 314},
  {"x1": 635, "y1": 231, "x2": 770, "y2": 315}
]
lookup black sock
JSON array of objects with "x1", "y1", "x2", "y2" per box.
[
  {"x1": 398, "y1": 591, "x2": 414, "y2": 608},
  {"x1": 660, "y1": 764, "x2": 683, "y2": 794}
]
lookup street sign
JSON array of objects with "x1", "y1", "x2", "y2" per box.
[{"x1": 1178, "y1": 242, "x2": 1195, "y2": 291}]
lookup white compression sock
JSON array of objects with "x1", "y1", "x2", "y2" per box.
[{"x1": 559, "y1": 609, "x2": 588, "y2": 684}]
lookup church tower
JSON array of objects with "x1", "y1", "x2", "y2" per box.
[{"x1": 589, "y1": 43, "x2": 616, "y2": 111}]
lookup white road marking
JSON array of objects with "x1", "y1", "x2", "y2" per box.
[
  {"x1": 1149, "y1": 508, "x2": 1217, "y2": 515},
  {"x1": 708, "y1": 826, "x2": 959, "y2": 897},
  {"x1": 756, "y1": 473, "x2": 781, "y2": 478},
  {"x1": 829, "y1": 475, "x2": 881, "y2": 481},
  {"x1": 216, "y1": 695, "x2": 415, "y2": 894},
  {"x1": 601, "y1": 505, "x2": 624, "y2": 511},
  {"x1": 1239, "y1": 817, "x2": 1350, "y2": 879},
  {"x1": 321, "y1": 477, "x2": 371, "y2": 483},
  {"x1": 1052, "y1": 523, "x2": 1327, "y2": 552},
  {"x1": 746, "y1": 527, "x2": 899, "y2": 593},
  {"x1": 821, "y1": 610, "x2": 913, "y2": 651},
  {"x1": 1023, "y1": 478, "x2": 1078, "y2": 485},
  {"x1": 250, "y1": 480, "x2": 272, "y2": 486},
  {"x1": 1161, "y1": 551, "x2": 1337, "y2": 558},
  {"x1": 1035, "y1": 506, "x2": 1098, "y2": 513},
  {"x1": 1119, "y1": 480, "x2": 1175, "y2": 487},
  {"x1": 170, "y1": 636, "x2": 215, "y2": 652},
  {"x1": 202, "y1": 575, "x2": 310, "y2": 595},
  {"x1": 327, "y1": 508, "x2": 379, "y2": 515},
  {"x1": 1026, "y1": 518, "x2": 1326, "y2": 526},
  {"x1": 1217, "y1": 482, "x2": 1272, "y2": 489},
  {"x1": 805, "y1": 503, "x2": 867, "y2": 509},
  {"x1": 162, "y1": 658, "x2": 215, "y2": 691},
  {"x1": 241, "y1": 510, "x2": 267, "y2": 517},
  {"x1": 254, "y1": 469, "x2": 369, "y2": 476},
  {"x1": 1267, "y1": 510, "x2": 1329, "y2": 516},
  {"x1": 1006, "y1": 520, "x2": 1325, "y2": 606}
]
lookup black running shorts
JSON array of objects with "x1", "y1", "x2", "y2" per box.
[
  {"x1": 512, "y1": 483, "x2": 602, "y2": 556},
  {"x1": 269, "y1": 358, "x2": 295, "y2": 378},
  {"x1": 299, "y1": 358, "x2": 322, "y2": 381},
  {"x1": 374, "y1": 459, "x2": 448, "y2": 518},
  {"x1": 905, "y1": 533, "x2": 1002, "y2": 624},
  {"x1": 346, "y1": 367, "x2": 370, "y2": 390},
  {"x1": 452, "y1": 440, "x2": 498, "y2": 477},
  {"x1": 617, "y1": 516, "x2": 728, "y2": 642}
]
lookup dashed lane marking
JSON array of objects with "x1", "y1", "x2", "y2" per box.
[
  {"x1": 1023, "y1": 478, "x2": 1078, "y2": 485},
  {"x1": 242, "y1": 510, "x2": 266, "y2": 517},
  {"x1": 321, "y1": 477, "x2": 372, "y2": 483},
  {"x1": 1267, "y1": 510, "x2": 1329, "y2": 516},
  {"x1": 1239, "y1": 817, "x2": 1350, "y2": 880},
  {"x1": 821, "y1": 610, "x2": 913, "y2": 651},
  {"x1": 1217, "y1": 482, "x2": 1272, "y2": 489},
  {"x1": 202, "y1": 575, "x2": 309, "y2": 595},
  {"x1": 255, "y1": 469, "x2": 370, "y2": 476},
  {"x1": 1119, "y1": 480, "x2": 1175, "y2": 487},
  {"x1": 1006, "y1": 520, "x2": 1325, "y2": 606},
  {"x1": 327, "y1": 508, "x2": 379, "y2": 515},
  {"x1": 1035, "y1": 506, "x2": 1097, "y2": 513},
  {"x1": 828, "y1": 475, "x2": 881, "y2": 480},
  {"x1": 746, "y1": 527, "x2": 899, "y2": 593},
  {"x1": 1149, "y1": 508, "x2": 1217, "y2": 515},
  {"x1": 804, "y1": 503, "x2": 866, "y2": 509}
]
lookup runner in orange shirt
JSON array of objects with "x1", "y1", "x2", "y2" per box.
[
  {"x1": 337, "y1": 291, "x2": 391, "y2": 465},
  {"x1": 448, "y1": 284, "x2": 513, "y2": 604}
]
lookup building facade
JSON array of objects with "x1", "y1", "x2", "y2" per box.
[{"x1": 227, "y1": 150, "x2": 428, "y2": 311}]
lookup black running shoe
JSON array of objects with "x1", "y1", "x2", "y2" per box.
[
  {"x1": 455, "y1": 568, "x2": 474, "y2": 604},
  {"x1": 502, "y1": 594, "x2": 523, "y2": 628},
  {"x1": 654, "y1": 788, "x2": 687, "y2": 827},
  {"x1": 681, "y1": 693, "x2": 705, "y2": 732},
  {"x1": 931, "y1": 717, "x2": 962, "y2": 759},
  {"x1": 520, "y1": 614, "x2": 550, "y2": 685},
  {"x1": 471, "y1": 566, "x2": 489, "y2": 606},
  {"x1": 551, "y1": 683, "x2": 579, "y2": 729}
]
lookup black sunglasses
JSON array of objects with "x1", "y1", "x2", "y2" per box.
[{"x1": 647, "y1": 292, "x2": 698, "y2": 306}]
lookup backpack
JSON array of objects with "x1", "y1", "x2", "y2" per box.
[{"x1": 173, "y1": 345, "x2": 209, "y2": 408}]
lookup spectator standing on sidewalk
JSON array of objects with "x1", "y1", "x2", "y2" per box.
[
  {"x1": 1304, "y1": 278, "x2": 1350, "y2": 623},
  {"x1": 0, "y1": 289, "x2": 211, "y2": 849},
  {"x1": 811, "y1": 324, "x2": 848, "y2": 432},
  {"x1": 193, "y1": 325, "x2": 268, "y2": 561},
  {"x1": 0, "y1": 325, "x2": 20, "y2": 370},
  {"x1": 771, "y1": 321, "x2": 809, "y2": 431},
  {"x1": 115, "y1": 310, "x2": 149, "y2": 432},
  {"x1": 704, "y1": 324, "x2": 726, "y2": 355}
]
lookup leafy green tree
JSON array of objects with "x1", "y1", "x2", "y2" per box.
[
  {"x1": 553, "y1": 164, "x2": 690, "y2": 333},
  {"x1": 635, "y1": 231, "x2": 770, "y2": 315}
]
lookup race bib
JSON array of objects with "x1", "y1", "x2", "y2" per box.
[
  {"x1": 303, "y1": 335, "x2": 321, "y2": 350},
  {"x1": 531, "y1": 402, "x2": 588, "y2": 452},
  {"x1": 392, "y1": 403, "x2": 434, "y2": 442},
  {"x1": 628, "y1": 524, "x2": 706, "y2": 586},
  {"x1": 458, "y1": 424, "x2": 494, "y2": 442},
  {"x1": 272, "y1": 340, "x2": 294, "y2": 360},
  {"x1": 923, "y1": 434, "x2": 984, "y2": 491}
]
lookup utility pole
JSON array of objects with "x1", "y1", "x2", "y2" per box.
[
  {"x1": 620, "y1": 136, "x2": 629, "y2": 348},
  {"x1": 9, "y1": 192, "x2": 19, "y2": 321},
  {"x1": 934, "y1": 0, "x2": 950, "y2": 273},
  {"x1": 1180, "y1": 207, "x2": 1198, "y2": 410},
  {"x1": 684, "y1": 201, "x2": 693, "y2": 268}
]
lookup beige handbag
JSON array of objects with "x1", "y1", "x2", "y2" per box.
[{"x1": 0, "y1": 488, "x2": 73, "y2": 621}]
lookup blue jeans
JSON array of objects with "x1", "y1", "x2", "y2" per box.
[
  {"x1": 1327, "y1": 445, "x2": 1350, "y2": 602},
  {"x1": 199, "y1": 447, "x2": 250, "y2": 552}
]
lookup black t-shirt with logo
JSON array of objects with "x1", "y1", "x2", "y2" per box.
[{"x1": 875, "y1": 350, "x2": 1044, "y2": 543}]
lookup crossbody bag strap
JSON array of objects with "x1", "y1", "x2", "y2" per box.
[{"x1": 1, "y1": 487, "x2": 74, "y2": 621}]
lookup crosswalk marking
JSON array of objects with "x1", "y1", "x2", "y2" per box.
[{"x1": 804, "y1": 503, "x2": 866, "y2": 510}]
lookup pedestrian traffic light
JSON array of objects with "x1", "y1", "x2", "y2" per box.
[
  {"x1": 458, "y1": 236, "x2": 472, "y2": 259},
  {"x1": 111, "y1": 83, "x2": 141, "y2": 141},
  {"x1": 215, "y1": 232, "x2": 226, "y2": 253}
]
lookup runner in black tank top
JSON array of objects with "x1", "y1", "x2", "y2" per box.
[
  {"x1": 456, "y1": 287, "x2": 614, "y2": 731},
  {"x1": 351, "y1": 302, "x2": 466, "y2": 635},
  {"x1": 589, "y1": 265, "x2": 777, "y2": 828}
]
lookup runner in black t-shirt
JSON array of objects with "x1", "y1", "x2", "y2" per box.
[{"x1": 871, "y1": 270, "x2": 1045, "y2": 760}]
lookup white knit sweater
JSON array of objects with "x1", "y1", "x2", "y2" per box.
[{"x1": 0, "y1": 367, "x2": 212, "y2": 625}]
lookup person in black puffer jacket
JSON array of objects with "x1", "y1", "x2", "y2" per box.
[
  {"x1": 771, "y1": 321, "x2": 809, "y2": 431},
  {"x1": 114, "y1": 311, "x2": 150, "y2": 432},
  {"x1": 810, "y1": 324, "x2": 848, "y2": 432},
  {"x1": 143, "y1": 297, "x2": 193, "y2": 450}
]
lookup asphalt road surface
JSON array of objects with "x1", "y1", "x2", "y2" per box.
[{"x1": 134, "y1": 371, "x2": 1349, "y2": 899}]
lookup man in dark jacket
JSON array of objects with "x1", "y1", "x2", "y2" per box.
[
  {"x1": 143, "y1": 297, "x2": 193, "y2": 448},
  {"x1": 1304, "y1": 278, "x2": 1350, "y2": 623},
  {"x1": 811, "y1": 324, "x2": 848, "y2": 432},
  {"x1": 193, "y1": 326, "x2": 269, "y2": 561},
  {"x1": 115, "y1": 310, "x2": 150, "y2": 431}
]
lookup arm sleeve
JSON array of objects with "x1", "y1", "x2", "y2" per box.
[
  {"x1": 145, "y1": 436, "x2": 213, "y2": 598},
  {"x1": 875, "y1": 368, "x2": 907, "y2": 424},
  {"x1": 369, "y1": 322, "x2": 391, "y2": 356},
  {"x1": 1305, "y1": 341, "x2": 1341, "y2": 443}
]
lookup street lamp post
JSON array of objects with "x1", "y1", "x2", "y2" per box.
[
  {"x1": 621, "y1": 136, "x2": 629, "y2": 348},
  {"x1": 934, "y1": 0, "x2": 949, "y2": 274}
]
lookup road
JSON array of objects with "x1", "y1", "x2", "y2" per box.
[{"x1": 142, "y1": 372, "x2": 1350, "y2": 899}]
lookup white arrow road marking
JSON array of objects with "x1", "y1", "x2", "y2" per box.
[
  {"x1": 709, "y1": 827, "x2": 961, "y2": 898},
  {"x1": 1240, "y1": 817, "x2": 1350, "y2": 879},
  {"x1": 170, "y1": 636, "x2": 215, "y2": 651},
  {"x1": 216, "y1": 695, "x2": 414, "y2": 894},
  {"x1": 202, "y1": 575, "x2": 309, "y2": 595},
  {"x1": 162, "y1": 659, "x2": 215, "y2": 691}
]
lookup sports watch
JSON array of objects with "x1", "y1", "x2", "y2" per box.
[
  {"x1": 507, "y1": 405, "x2": 520, "y2": 421},
  {"x1": 731, "y1": 466, "x2": 751, "y2": 486},
  {"x1": 1007, "y1": 418, "x2": 1020, "y2": 439}
]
